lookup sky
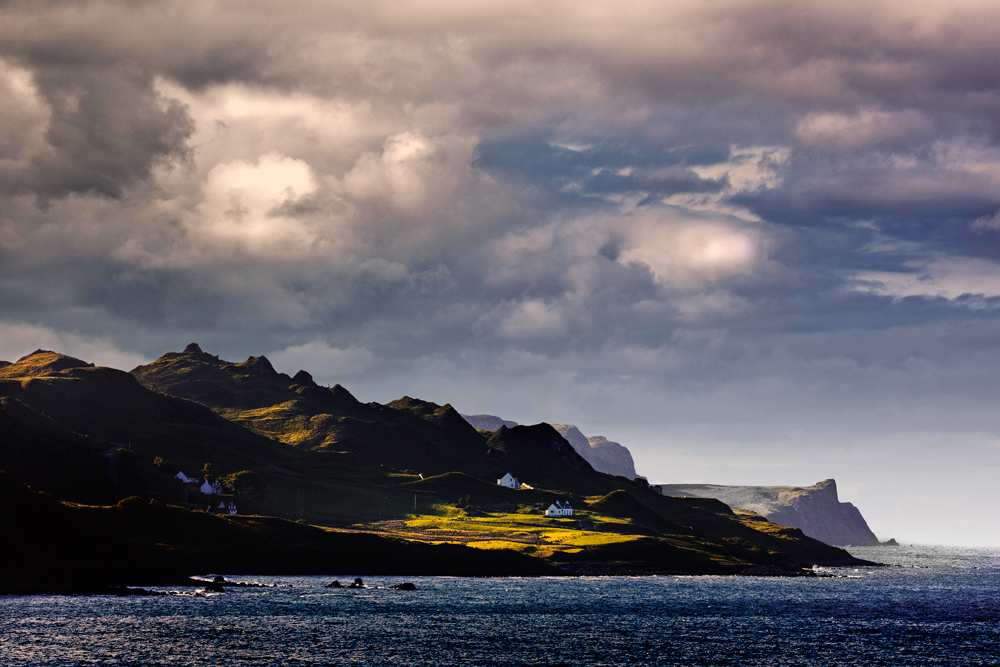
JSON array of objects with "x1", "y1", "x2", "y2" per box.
[{"x1": 1, "y1": 0, "x2": 999, "y2": 545}]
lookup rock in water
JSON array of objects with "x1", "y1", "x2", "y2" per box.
[
  {"x1": 658, "y1": 479, "x2": 881, "y2": 547},
  {"x1": 391, "y1": 582, "x2": 417, "y2": 590}
]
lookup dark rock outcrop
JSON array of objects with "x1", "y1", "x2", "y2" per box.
[
  {"x1": 391, "y1": 582, "x2": 417, "y2": 590},
  {"x1": 658, "y1": 479, "x2": 881, "y2": 547}
]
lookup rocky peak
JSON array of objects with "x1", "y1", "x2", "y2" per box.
[
  {"x1": 292, "y1": 369, "x2": 316, "y2": 385},
  {"x1": 1, "y1": 350, "x2": 95, "y2": 378},
  {"x1": 183, "y1": 343, "x2": 203, "y2": 354},
  {"x1": 245, "y1": 355, "x2": 276, "y2": 374}
]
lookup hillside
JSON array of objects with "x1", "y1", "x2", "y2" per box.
[
  {"x1": 0, "y1": 350, "x2": 300, "y2": 501},
  {"x1": 0, "y1": 472, "x2": 551, "y2": 594},
  {"x1": 475, "y1": 424, "x2": 610, "y2": 495},
  {"x1": 131, "y1": 344, "x2": 486, "y2": 474}
]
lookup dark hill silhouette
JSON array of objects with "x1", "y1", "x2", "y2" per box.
[
  {"x1": 131, "y1": 345, "x2": 487, "y2": 474},
  {"x1": 0, "y1": 350, "x2": 291, "y2": 476},
  {"x1": 474, "y1": 424, "x2": 609, "y2": 495}
]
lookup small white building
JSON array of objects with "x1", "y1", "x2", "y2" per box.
[
  {"x1": 545, "y1": 501, "x2": 573, "y2": 517},
  {"x1": 175, "y1": 471, "x2": 198, "y2": 484},
  {"x1": 497, "y1": 472, "x2": 520, "y2": 489},
  {"x1": 200, "y1": 480, "x2": 223, "y2": 496},
  {"x1": 218, "y1": 501, "x2": 237, "y2": 516}
]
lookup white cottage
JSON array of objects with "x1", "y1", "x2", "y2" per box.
[
  {"x1": 175, "y1": 471, "x2": 198, "y2": 484},
  {"x1": 497, "y1": 472, "x2": 520, "y2": 489},
  {"x1": 218, "y1": 501, "x2": 238, "y2": 516},
  {"x1": 200, "y1": 479, "x2": 223, "y2": 496},
  {"x1": 544, "y1": 501, "x2": 573, "y2": 517}
]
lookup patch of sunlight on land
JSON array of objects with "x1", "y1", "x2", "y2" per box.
[
  {"x1": 467, "y1": 540, "x2": 537, "y2": 551},
  {"x1": 401, "y1": 510, "x2": 642, "y2": 556}
]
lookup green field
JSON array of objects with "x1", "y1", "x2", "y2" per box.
[{"x1": 385, "y1": 508, "x2": 643, "y2": 558}]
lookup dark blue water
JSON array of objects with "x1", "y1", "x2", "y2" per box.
[{"x1": 2, "y1": 545, "x2": 998, "y2": 666}]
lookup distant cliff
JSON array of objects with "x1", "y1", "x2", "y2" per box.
[
  {"x1": 461, "y1": 415, "x2": 638, "y2": 479},
  {"x1": 462, "y1": 414, "x2": 518, "y2": 431},
  {"x1": 658, "y1": 479, "x2": 881, "y2": 547},
  {"x1": 549, "y1": 425, "x2": 638, "y2": 480}
]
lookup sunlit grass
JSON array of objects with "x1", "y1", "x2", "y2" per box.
[{"x1": 394, "y1": 509, "x2": 644, "y2": 558}]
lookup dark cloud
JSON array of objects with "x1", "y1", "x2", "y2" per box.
[{"x1": 24, "y1": 66, "x2": 193, "y2": 198}]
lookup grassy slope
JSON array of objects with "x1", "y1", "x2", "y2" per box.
[{"x1": 0, "y1": 471, "x2": 552, "y2": 593}]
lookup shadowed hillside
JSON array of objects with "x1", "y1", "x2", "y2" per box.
[
  {"x1": 131, "y1": 344, "x2": 487, "y2": 474},
  {"x1": 0, "y1": 350, "x2": 299, "y2": 500},
  {"x1": 474, "y1": 424, "x2": 610, "y2": 495},
  {"x1": 0, "y1": 472, "x2": 552, "y2": 594}
]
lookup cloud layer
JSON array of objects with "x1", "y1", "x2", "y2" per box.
[{"x1": 2, "y1": 0, "x2": 1000, "y2": 543}]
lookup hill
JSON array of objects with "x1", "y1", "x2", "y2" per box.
[
  {"x1": 475, "y1": 424, "x2": 610, "y2": 495},
  {"x1": 131, "y1": 344, "x2": 486, "y2": 474}
]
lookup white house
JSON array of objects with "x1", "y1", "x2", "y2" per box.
[
  {"x1": 545, "y1": 501, "x2": 573, "y2": 517},
  {"x1": 200, "y1": 480, "x2": 223, "y2": 495},
  {"x1": 175, "y1": 471, "x2": 198, "y2": 484},
  {"x1": 497, "y1": 472, "x2": 520, "y2": 489},
  {"x1": 218, "y1": 501, "x2": 237, "y2": 516}
]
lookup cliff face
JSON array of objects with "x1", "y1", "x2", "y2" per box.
[
  {"x1": 658, "y1": 479, "x2": 880, "y2": 547},
  {"x1": 551, "y1": 425, "x2": 638, "y2": 479},
  {"x1": 461, "y1": 414, "x2": 639, "y2": 479},
  {"x1": 462, "y1": 414, "x2": 518, "y2": 431}
]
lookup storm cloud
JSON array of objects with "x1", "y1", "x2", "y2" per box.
[{"x1": 2, "y1": 0, "x2": 1000, "y2": 544}]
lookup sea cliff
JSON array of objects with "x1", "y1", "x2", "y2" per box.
[{"x1": 658, "y1": 479, "x2": 881, "y2": 547}]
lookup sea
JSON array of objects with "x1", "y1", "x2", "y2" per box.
[{"x1": 2, "y1": 545, "x2": 998, "y2": 666}]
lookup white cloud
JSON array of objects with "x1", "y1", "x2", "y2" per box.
[
  {"x1": 852, "y1": 256, "x2": 1000, "y2": 299},
  {"x1": 616, "y1": 209, "x2": 768, "y2": 290},
  {"x1": 0, "y1": 59, "x2": 48, "y2": 162},
  {"x1": 270, "y1": 339, "x2": 375, "y2": 379},
  {"x1": 795, "y1": 109, "x2": 933, "y2": 150},
  {"x1": 191, "y1": 152, "x2": 319, "y2": 256},
  {"x1": 496, "y1": 299, "x2": 568, "y2": 339},
  {"x1": 972, "y1": 209, "x2": 1000, "y2": 232},
  {"x1": 0, "y1": 321, "x2": 149, "y2": 370}
]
